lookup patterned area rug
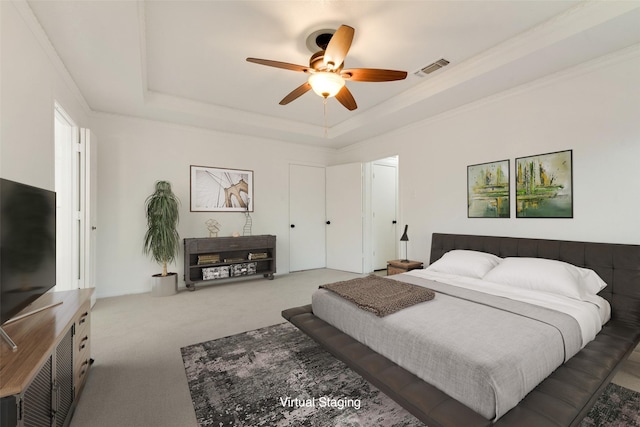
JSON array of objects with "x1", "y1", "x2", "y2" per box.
[{"x1": 181, "y1": 323, "x2": 640, "y2": 427}]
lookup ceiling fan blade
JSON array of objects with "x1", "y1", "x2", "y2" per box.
[
  {"x1": 324, "y1": 25, "x2": 354, "y2": 70},
  {"x1": 246, "y1": 58, "x2": 309, "y2": 73},
  {"x1": 341, "y1": 68, "x2": 408, "y2": 82},
  {"x1": 279, "y1": 82, "x2": 312, "y2": 105},
  {"x1": 335, "y1": 86, "x2": 357, "y2": 111}
]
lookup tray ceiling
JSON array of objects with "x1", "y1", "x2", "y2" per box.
[{"x1": 25, "y1": 1, "x2": 640, "y2": 148}]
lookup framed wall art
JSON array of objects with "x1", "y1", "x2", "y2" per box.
[
  {"x1": 515, "y1": 149, "x2": 572, "y2": 218},
  {"x1": 467, "y1": 159, "x2": 510, "y2": 218},
  {"x1": 190, "y1": 165, "x2": 254, "y2": 212}
]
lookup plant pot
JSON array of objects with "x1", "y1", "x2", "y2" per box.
[{"x1": 151, "y1": 272, "x2": 177, "y2": 297}]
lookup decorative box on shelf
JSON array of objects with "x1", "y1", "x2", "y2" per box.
[
  {"x1": 231, "y1": 262, "x2": 257, "y2": 277},
  {"x1": 202, "y1": 266, "x2": 230, "y2": 280}
]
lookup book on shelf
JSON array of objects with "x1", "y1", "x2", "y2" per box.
[
  {"x1": 248, "y1": 252, "x2": 268, "y2": 260},
  {"x1": 224, "y1": 257, "x2": 245, "y2": 263},
  {"x1": 197, "y1": 254, "x2": 220, "y2": 265}
]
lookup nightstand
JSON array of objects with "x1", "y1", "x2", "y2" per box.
[{"x1": 386, "y1": 259, "x2": 424, "y2": 275}]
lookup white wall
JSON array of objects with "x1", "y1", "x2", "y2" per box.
[
  {"x1": 340, "y1": 46, "x2": 640, "y2": 263},
  {"x1": 91, "y1": 113, "x2": 333, "y2": 297},
  {"x1": 1, "y1": 1, "x2": 90, "y2": 189},
  {"x1": 1, "y1": 2, "x2": 92, "y2": 298},
  {"x1": 5, "y1": 0, "x2": 639, "y2": 298}
]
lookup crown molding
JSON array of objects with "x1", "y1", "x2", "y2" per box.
[
  {"x1": 90, "y1": 109, "x2": 339, "y2": 154},
  {"x1": 341, "y1": 40, "x2": 640, "y2": 155},
  {"x1": 142, "y1": 90, "x2": 326, "y2": 137}
]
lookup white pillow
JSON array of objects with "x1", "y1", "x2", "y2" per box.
[
  {"x1": 482, "y1": 257, "x2": 607, "y2": 300},
  {"x1": 426, "y1": 250, "x2": 502, "y2": 279},
  {"x1": 577, "y1": 267, "x2": 608, "y2": 294}
]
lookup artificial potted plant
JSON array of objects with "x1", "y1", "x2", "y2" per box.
[{"x1": 143, "y1": 180, "x2": 180, "y2": 296}]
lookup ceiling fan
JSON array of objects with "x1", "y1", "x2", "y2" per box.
[{"x1": 246, "y1": 25, "x2": 407, "y2": 111}]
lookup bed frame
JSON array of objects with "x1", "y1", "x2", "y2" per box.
[{"x1": 282, "y1": 233, "x2": 640, "y2": 427}]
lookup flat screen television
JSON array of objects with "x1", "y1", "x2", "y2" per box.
[{"x1": 0, "y1": 178, "x2": 56, "y2": 325}]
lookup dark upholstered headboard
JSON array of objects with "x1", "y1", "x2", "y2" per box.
[{"x1": 430, "y1": 233, "x2": 640, "y2": 328}]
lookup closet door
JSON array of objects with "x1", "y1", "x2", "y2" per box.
[
  {"x1": 289, "y1": 165, "x2": 326, "y2": 271},
  {"x1": 326, "y1": 163, "x2": 363, "y2": 273}
]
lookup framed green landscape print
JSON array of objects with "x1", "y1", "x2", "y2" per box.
[
  {"x1": 516, "y1": 149, "x2": 573, "y2": 218},
  {"x1": 467, "y1": 159, "x2": 510, "y2": 218}
]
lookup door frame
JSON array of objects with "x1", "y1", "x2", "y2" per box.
[
  {"x1": 54, "y1": 103, "x2": 77, "y2": 292},
  {"x1": 288, "y1": 157, "x2": 400, "y2": 275},
  {"x1": 54, "y1": 102, "x2": 96, "y2": 303},
  {"x1": 363, "y1": 156, "x2": 399, "y2": 273}
]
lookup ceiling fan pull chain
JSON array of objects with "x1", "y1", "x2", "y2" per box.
[{"x1": 323, "y1": 98, "x2": 328, "y2": 138}]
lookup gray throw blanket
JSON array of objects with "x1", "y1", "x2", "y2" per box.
[{"x1": 320, "y1": 275, "x2": 435, "y2": 317}]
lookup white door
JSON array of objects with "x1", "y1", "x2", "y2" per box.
[
  {"x1": 289, "y1": 165, "x2": 326, "y2": 271},
  {"x1": 72, "y1": 128, "x2": 86, "y2": 291},
  {"x1": 372, "y1": 163, "x2": 398, "y2": 269},
  {"x1": 54, "y1": 107, "x2": 74, "y2": 291},
  {"x1": 54, "y1": 105, "x2": 97, "y2": 302},
  {"x1": 326, "y1": 163, "x2": 363, "y2": 273},
  {"x1": 82, "y1": 129, "x2": 98, "y2": 306},
  {"x1": 54, "y1": 105, "x2": 85, "y2": 292}
]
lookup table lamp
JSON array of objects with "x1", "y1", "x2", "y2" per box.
[{"x1": 400, "y1": 225, "x2": 409, "y2": 262}]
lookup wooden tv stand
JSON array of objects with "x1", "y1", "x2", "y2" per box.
[{"x1": 0, "y1": 289, "x2": 93, "y2": 427}]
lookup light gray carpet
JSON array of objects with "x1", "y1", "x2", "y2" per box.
[
  {"x1": 70, "y1": 269, "x2": 640, "y2": 427},
  {"x1": 70, "y1": 269, "x2": 364, "y2": 427}
]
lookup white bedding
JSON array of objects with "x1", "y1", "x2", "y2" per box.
[
  {"x1": 406, "y1": 269, "x2": 611, "y2": 345},
  {"x1": 312, "y1": 270, "x2": 611, "y2": 420}
]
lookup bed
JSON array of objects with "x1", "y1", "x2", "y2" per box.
[{"x1": 282, "y1": 233, "x2": 640, "y2": 427}]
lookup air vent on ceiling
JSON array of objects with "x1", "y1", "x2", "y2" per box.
[{"x1": 414, "y1": 58, "x2": 450, "y2": 77}]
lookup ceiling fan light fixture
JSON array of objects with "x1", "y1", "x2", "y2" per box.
[
  {"x1": 308, "y1": 72, "x2": 345, "y2": 98},
  {"x1": 248, "y1": 24, "x2": 405, "y2": 110}
]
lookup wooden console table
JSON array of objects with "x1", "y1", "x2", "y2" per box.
[
  {"x1": 184, "y1": 235, "x2": 276, "y2": 290},
  {"x1": 0, "y1": 289, "x2": 93, "y2": 427}
]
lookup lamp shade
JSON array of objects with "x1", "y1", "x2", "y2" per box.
[
  {"x1": 308, "y1": 72, "x2": 345, "y2": 98},
  {"x1": 400, "y1": 225, "x2": 409, "y2": 242}
]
